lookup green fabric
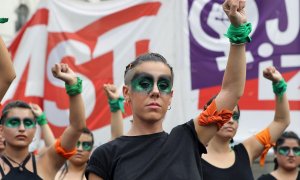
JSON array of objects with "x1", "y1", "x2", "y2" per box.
[
  {"x1": 224, "y1": 23, "x2": 252, "y2": 44},
  {"x1": 109, "y1": 97, "x2": 125, "y2": 113},
  {"x1": 0, "y1": 18, "x2": 8, "y2": 23},
  {"x1": 65, "y1": 77, "x2": 82, "y2": 96},
  {"x1": 272, "y1": 79, "x2": 287, "y2": 101},
  {"x1": 36, "y1": 112, "x2": 47, "y2": 125}
]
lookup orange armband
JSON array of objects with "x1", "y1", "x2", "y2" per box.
[
  {"x1": 197, "y1": 100, "x2": 233, "y2": 130},
  {"x1": 55, "y1": 137, "x2": 77, "y2": 159},
  {"x1": 255, "y1": 128, "x2": 275, "y2": 166}
]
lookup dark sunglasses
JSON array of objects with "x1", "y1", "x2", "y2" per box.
[
  {"x1": 4, "y1": 117, "x2": 36, "y2": 129},
  {"x1": 277, "y1": 146, "x2": 300, "y2": 156},
  {"x1": 76, "y1": 141, "x2": 93, "y2": 151},
  {"x1": 232, "y1": 111, "x2": 240, "y2": 122}
]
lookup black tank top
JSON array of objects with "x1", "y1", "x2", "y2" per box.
[
  {"x1": 258, "y1": 171, "x2": 300, "y2": 180},
  {"x1": 201, "y1": 143, "x2": 254, "y2": 180},
  {"x1": 0, "y1": 153, "x2": 43, "y2": 180}
]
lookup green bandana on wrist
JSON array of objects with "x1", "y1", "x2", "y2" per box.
[
  {"x1": 109, "y1": 97, "x2": 125, "y2": 113},
  {"x1": 36, "y1": 112, "x2": 47, "y2": 126},
  {"x1": 272, "y1": 79, "x2": 287, "y2": 101},
  {"x1": 0, "y1": 18, "x2": 8, "y2": 24},
  {"x1": 224, "y1": 23, "x2": 252, "y2": 44},
  {"x1": 65, "y1": 77, "x2": 82, "y2": 96}
]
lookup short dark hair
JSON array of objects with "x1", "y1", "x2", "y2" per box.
[
  {"x1": 1, "y1": 100, "x2": 32, "y2": 124},
  {"x1": 274, "y1": 131, "x2": 300, "y2": 152},
  {"x1": 124, "y1": 52, "x2": 174, "y2": 85}
]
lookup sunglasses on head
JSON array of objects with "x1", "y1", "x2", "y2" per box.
[
  {"x1": 76, "y1": 141, "x2": 93, "y2": 151},
  {"x1": 232, "y1": 111, "x2": 239, "y2": 122},
  {"x1": 277, "y1": 146, "x2": 300, "y2": 156},
  {"x1": 4, "y1": 117, "x2": 36, "y2": 129}
]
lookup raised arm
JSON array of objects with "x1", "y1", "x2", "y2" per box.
[
  {"x1": 39, "y1": 63, "x2": 86, "y2": 178},
  {"x1": 0, "y1": 36, "x2": 16, "y2": 101},
  {"x1": 30, "y1": 103, "x2": 55, "y2": 146},
  {"x1": 243, "y1": 66, "x2": 290, "y2": 163},
  {"x1": 194, "y1": 0, "x2": 248, "y2": 145},
  {"x1": 103, "y1": 84, "x2": 124, "y2": 140}
]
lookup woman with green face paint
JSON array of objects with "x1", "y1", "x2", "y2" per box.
[
  {"x1": 258, "y1": 131, "x2": 300, "y2": 180},
  {"x1": 0, "y1": 63, "x2": 86, "y2": 180},
  {"x1": 55, "y1": 83, "x2": 123, "y2": 180},
  {"x1": 201, "y1": 66, "x2": 291, "y2": 179},
  {"x1": 86, "y1": 0, "x2": 249, "y2": 179}
]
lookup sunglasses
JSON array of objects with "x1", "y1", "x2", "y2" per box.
[
  {"x1": 232, "y1": 111, "x2": 239, "y2": 122},
  {"x1": 4, "y1": 117, "x2": 36, "y2": 129},
  {"x1": 131, "y1": 73, "x2": 172, "y2": 94},
  {"x1": 76, "y1": 141, "x2": 93, "y2": 151},
  {"x1": 277, "y1": 146, "x2": 300, "y2": 156}
]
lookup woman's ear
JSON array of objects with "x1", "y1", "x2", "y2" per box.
[
  {"x1": 168, "y1": 90, "x2": 174, "y2": 106},
  {"x1": 123, "y1": 85, "x2": 130, "y2": 102}
]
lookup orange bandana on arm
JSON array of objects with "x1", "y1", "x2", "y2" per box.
[
  {"x1": 255, "y1": 128, "x2": 275, "y2": 166},
  {"x1": 197, "y1": 100, "x2": 233, "y2": 130},
  {"x1": 55, "y1": 137, "x2": 77, "y2": 159}
]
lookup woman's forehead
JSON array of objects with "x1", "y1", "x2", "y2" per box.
[
  {"x1": 7, "y1": 108, "x2": 34, "y2": 117},
  {"x1": 80, "y1": 133, "x2": 93, "y2": 141},
  {"x1": 134, "y1": 61, "x2": 172, "y2": 76},
  {"x1": 281, "y1": 138, "x2": 300, "y2": 146}
]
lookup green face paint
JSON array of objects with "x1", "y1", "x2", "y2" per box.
[
  {"x1": 76, "y1": 141, "x2": 93, "y2": 151},
  {"x1": 232, "y1": 111, "x2": 239, "y2": 122},
  {"x1": 130, "y1": 73, "x2": 172, "y2": 94},
  {"x1": 278, "y1": 146, "x2": 300, "y2": 156},
  {"x1": 4, "y1": 117, "x2": 36, "y2": 129}
]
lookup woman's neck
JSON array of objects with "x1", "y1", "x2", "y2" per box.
[
  {"x1": 274, "y1": 166, "x2": 299, "y2": 178},
  {"x1": 68, "y1": 162, "x2": 86, "y2": 172},
  {"x1": 127, "y1": 117, "x2": 163, "y2": 136},
  {"x1": 206, "y1": 136, "x2": 232, "y2": 153},
  {"x1": 4, "y1": 145, "x2": 29, "y2": 161}
]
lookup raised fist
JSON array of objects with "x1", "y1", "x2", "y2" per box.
[
  {"x1": 263, "y1": 66, "x2": 283, "y2": 83},
  {"x1": 223, "y1": 0, "x2": 247, "y2": 27},
  {"x1": 103, "y1": 84, "x2": 120, "y2": 100},
  {"x1": 51, "y1": 63, "x2": 77, "y2": 85}
]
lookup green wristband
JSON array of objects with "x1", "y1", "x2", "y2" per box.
[
  {"x1": 65, "y1": 77, "x2": 82, "y2": 96},
  {"x1": 109, "y1": 97, "x2": 125, "y2": 113},
  {"x1": 36, "y1": 112, "x2": 47, "y2": 125},
  {"x1": 224, "y1": 23, "x2": 252, "y2": 44},
  {"x1": 0, "y1": 18, "x2": 8, "y2": 24},
  {"x1": 272, "y1": 79, "x2": 287, "y2": 101}
]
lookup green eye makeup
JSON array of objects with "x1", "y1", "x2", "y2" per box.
[
  {"x1": 278, "y1": 146, "x2": 300, "y2": 156},
  {"x1": 76, "y1": 141, "x2": 93, "y2": 151},
  {"x1": 132, "y1": 75, "x2": 154, "y2": 93},
  {"x1": 232, "y1": 111, "x2": 239, "y2": 122},
  {"x1": 4, "y1": 117, "x2": 36, "y2": 129},
  {"x1": 131, "y1": 73, "x2": 172, "y2": 94}
]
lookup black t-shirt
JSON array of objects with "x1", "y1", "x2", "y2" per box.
[
  {"x1": 258, "y1": 171, "x2": 300, "y2": 180},
  {"x1": 201, "y1": 143, "x2": 254, "y2": 180},
  {"x1": 85, "y1": 120, "x2": 206, "y2": 180}
]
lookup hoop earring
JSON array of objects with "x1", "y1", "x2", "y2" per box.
[{"x1": 167, "y1": 106, "x2": 171, "y2": 110}]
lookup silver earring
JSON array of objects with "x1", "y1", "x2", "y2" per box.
[{"x1": 167, "y1": 106, "x2": 171, "y2": 110}]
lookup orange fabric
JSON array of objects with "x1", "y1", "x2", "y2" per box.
[
  {"x1": 197, "y1": 100, "x2": 233, "y2": 130},
  {"x1": 54, "y1": 137, "x2": 77, "y2": 159},
  {"x1": 33, "y1": 149, "x2": 39, "y2": 155},
  {"x1": 255, "y1": 128, "x2": 275, "y2": 166}
]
